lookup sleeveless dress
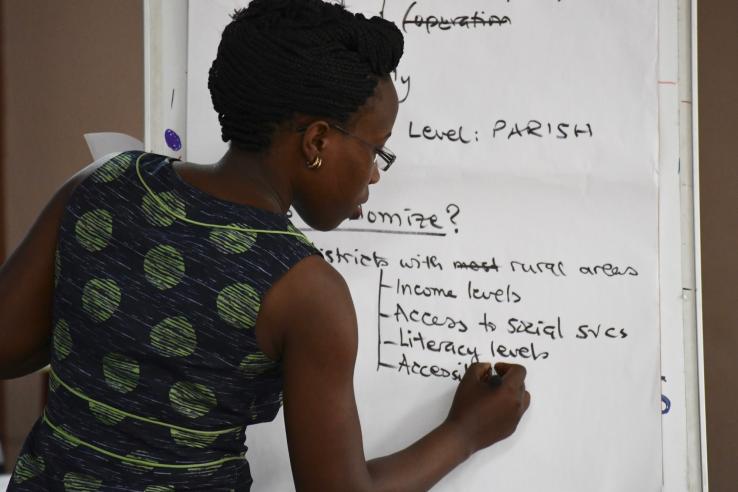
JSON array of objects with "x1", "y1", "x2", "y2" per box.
[{"x1": 9, "y1": 151, "x2": 319, "y2": 491}]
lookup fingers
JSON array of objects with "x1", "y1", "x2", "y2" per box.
[
  {"x1": 465, "y1": 362, "x2": 492, "y2": 382},
  {"x1": 495, "y1": 362, "x2": 527, "y2": 386},
  {"x1": 464, "y1": 362, "x2": 530, "y2": 401},
  {"x1": 495, "y1": 363, "x2": 529, "y2": 407},
  {"x1": 464, "y1": 362, "x2": 528, "y2": 386}
]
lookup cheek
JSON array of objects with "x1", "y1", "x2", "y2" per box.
[
  {"x1": 343, "y1": 167, "x2": 373, "y2": 202},
  {"x1": 331, "y1": 152, "x2": 372, "y2": 192}
]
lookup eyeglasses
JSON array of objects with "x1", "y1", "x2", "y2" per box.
[
  {"x1": 296, "y1": 123, "x2": 397, "y2": 171},
  {"x1": 330, "y1": 124, "x2": 396, "y2": 171}
]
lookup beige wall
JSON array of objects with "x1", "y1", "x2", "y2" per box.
[
  {"x1": 698, "y1": 1, "x2": 738, "y2": 490},
  {"x1": 0, "y1": 0, "x2": 737, "y2": 488},
  {"x1": 0, "y1": 0, "x2": 143, "y2": 471}
]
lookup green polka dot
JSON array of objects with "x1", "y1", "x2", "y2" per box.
[
  {"x1": 209, "y1": 224, "x2": 257, "y2": 254},
  {"x1": 216, "y1": 283, "x2": 260, "y2": 329},
  {"x1": 91, "y1": 154, "x2": 131, "y2": 183},
  {"x1": 122, "y1": 450, "x2": 157, "y2": 472},
  {"x1": 63, "y1": 472, "x2": 102, "y2": 491},
  {"x1": 82, "y1": 278, "x2": 121, "y2": 323},
  {"x1": 170, "y1": 428, "x2": 218, "y2": 448},
  {"x1": 150, "y1": 316, "x2": 197, "y2": 357},
  {"x1": 102, "y1": 353, "x2": 140, "y2": 393},
  {"x1": 169, "y1": 381, "x2": 217, "y2": 419},
  {"x1": 54, "y1": 319, "x2": 72, "y2": 360},
  {"x1": 145, "y1": 486, "x2": 175, "y2": 492},
  {"x1": 288, "y1": 224, "x2": 314, "y2": 247},
  {"x1": 184, "y1": 462, "x2": 222, "y2": 477},
  {"x1": 50, "y1": 423, "x2": 81, "y2": 450},
  {"x1": 75, "y1": 209, "x2": 113, "y2": 252},
  {"x1": 89, "y1": 401, "x2": 126, "y2": 425},
  {"x1": 142, "y1": 191, "x2": 186, "y2": 227},
  {"x1": 238, "y1": 353, "x2": 275, "y2": 378},
  {"x1": 144, "y1": 245, "x2": 185, "y2": 290},
  {"x1": 12, "y1": 454, "x2": 45, "y2": 484}
]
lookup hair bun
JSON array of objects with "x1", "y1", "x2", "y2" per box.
[
  {"x1": 351, "y1": 14, "x2": 404, "y2": 75},
  {"x1": 234, "y1": 1, "x2": 403, "y2": 77},
  {"x1": 211, "y1": 0, "x2": 404, "y2": 152},
  {"x1": 233, "y1": 0, "x2": 339, "y2": 29}
]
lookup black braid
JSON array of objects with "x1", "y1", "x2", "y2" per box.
[{"x1": 208, "y1": 0, "x2": 404, "y2": 152}]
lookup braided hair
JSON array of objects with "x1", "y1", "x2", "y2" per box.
[{"x1": 208, "y1": 0, "x2": 404, "y2": 152}]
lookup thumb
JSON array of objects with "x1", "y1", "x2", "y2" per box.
[
  {"x1": 466, "y1": 362, "x2": 492, "y2": 381},
  {"x1": 494, "y1": 362, "x2": 515, "y2": 376}
]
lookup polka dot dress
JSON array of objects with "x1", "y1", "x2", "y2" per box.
[{"x1": 9, "y1": 151, "x2": 319, "y2": 491}]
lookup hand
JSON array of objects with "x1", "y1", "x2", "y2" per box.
[{"x1": 445, "y1": 362, "x2": 531, "y2": 454}]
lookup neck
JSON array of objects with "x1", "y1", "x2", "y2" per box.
[
  {"x1": 177, "y1": 146, "x2": 293, "y2": 214},
  {"x1": 220, "y1": 146, "x2": 292, "y2": 212}
]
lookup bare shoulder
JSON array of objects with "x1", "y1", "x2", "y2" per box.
[
  {"x1": 256, "y1": 254, "x2": 358, "y2": 361},
  {"x1": 278, "y1": 254, "x2": 354, "y2": 305},
  {"x1": 264, "y1": 255, "x2": 369, "y2": 489}
]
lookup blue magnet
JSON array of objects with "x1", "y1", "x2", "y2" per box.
[{"x1": 165, "y1": 129, "x2": 182, "y2": 151}]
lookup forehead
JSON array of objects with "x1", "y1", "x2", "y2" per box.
[{"x1": 351, "y1": 78, "x2": 399, "y2": 135}]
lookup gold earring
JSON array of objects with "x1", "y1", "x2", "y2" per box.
[{"x1": 307, "y1": 156, "x2": 323, "y2": 169}]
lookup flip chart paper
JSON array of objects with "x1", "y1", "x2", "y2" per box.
[{"x1": 187, "y1": 1, "x2": 662, "y2": 490}]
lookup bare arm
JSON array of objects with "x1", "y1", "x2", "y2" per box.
[
  {"x1": 0, "y1": 157, "x2": 109, "y2": 379},
  {"x1": 257, "y1": 256, "x2": 530, "y2": 492}
]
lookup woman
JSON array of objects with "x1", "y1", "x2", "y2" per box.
[{"x1": 0, "y1": 1, "x2": 530, "y2": 490}]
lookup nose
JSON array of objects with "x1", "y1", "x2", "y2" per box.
[{"x1": 369, "y1": 160, "x2": 381, "y2": 185}]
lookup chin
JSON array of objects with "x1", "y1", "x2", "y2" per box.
[
  {"x1": 311, "y1": 221, "x2": 342, "y2": 232},
  {"x1": 309, "y1": 215, "x2": 347, "y2": 232},
  {"x1": 293, "y1": 206, "x2": 345, "y2": 232}
]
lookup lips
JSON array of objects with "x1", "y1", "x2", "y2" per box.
[
  {"x1": 349, "y1": 191, "x2": 369, "y2": 220},
  {"x1": 349, "y1": 204, "x2": 363, "y2": 220}
]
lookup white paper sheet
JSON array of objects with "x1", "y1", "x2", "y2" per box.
[
  {"x1": 187, "y1": 1, "x2": 662, "y2": 490},
  {"x1": 83, "y1": 132, "x2": 144, "y2": 160},
  {"x1": 0, "y1": 474, "x2": 10, "y2": 492}
]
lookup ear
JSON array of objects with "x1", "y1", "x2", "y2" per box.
[{"x1": 301, "y1": 121, "x2": 332, "y2": 161}]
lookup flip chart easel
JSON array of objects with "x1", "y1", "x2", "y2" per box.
[{"x1": 143, "y1": 0, "x2": 705, "y2": 490}]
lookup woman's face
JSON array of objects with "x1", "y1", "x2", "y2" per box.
[{"x1": 293, "y1": 78, "x2": 399, "y2": 231}]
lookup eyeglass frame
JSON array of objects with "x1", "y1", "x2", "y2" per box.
[{"x1": 295, "y1": 122, "x2": 396, "y2": 171}]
